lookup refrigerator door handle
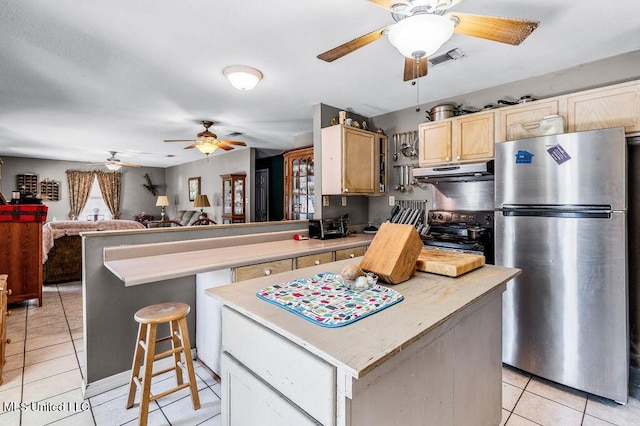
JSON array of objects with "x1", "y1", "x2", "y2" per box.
[{"x1": 500, "y1": 205, "x2": 613, "y2": 219}]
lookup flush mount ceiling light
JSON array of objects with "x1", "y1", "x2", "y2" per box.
[
  {"x1": 387, "y1": 14, "x2": 455, "y2": 59},
  {"x1": 223, "y1": 65, "x2": 263, "y2": 90}
]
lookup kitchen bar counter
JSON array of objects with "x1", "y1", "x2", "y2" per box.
[
  {"x1": 209, "y1": 260, "x2": 520, "y2": 425},
  {"x1": 104, "y1": 232, "x2": 373, "y2": 286}
]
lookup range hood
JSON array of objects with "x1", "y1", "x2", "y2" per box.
[{"x1": 413, "y1": 161, "x2": 494, "y2": 183}]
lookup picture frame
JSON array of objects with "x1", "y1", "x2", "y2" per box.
[{"x1": 188, "y1": 177, "x2": 201, "y2": 202}]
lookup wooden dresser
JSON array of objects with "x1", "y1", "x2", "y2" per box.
[{"x1": 0, "y1": 205, "x2": 47, "y2": 306}]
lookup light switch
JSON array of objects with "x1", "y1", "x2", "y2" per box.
[
  {"x1": 341, "y1": 196, "x2": 347, "y2": 206},
  {"x1": 388, "y1": 196, "x2": 395, "y2": 206},
  {"x1": 322, "y1": 195, "x2": 329, "y2": 207}
]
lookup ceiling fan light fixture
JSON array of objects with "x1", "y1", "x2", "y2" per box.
[
  {"x1": 388, "y1": 14, "x2": 455, "y2": 59},
  {"x1": 106, "y1": 163, "x2": 121, "y2": 171},
  {"x1": 223, "y1": 65, "x2": 263, "y2": 91},
  {"x1": 196, "y1": 142, "x2": 218, "y2": 156}
]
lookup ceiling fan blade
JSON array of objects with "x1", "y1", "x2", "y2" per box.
[
  {"x1": 183, "y1": 144, "x2": 198, "y2": 149},
  {"x1": 367, "y1": 0, "x2": 409, "y2": 10},
  {"x1": 164, "y1": 139, "x2": 198, "y2": 142},
  {"x1": 403, "y1": 57, "x2": 428, "y2": 82},
  {"x1": 216, "y1": 143, "x2": 234, "y2": 151},
  {"x1": 120, "y1": 162, "x2": 141, "y2": 167},
  {"x1": 317, "y1": 25, "x2": 391, "y2": 62},
  {"x1": 448, "y1": 12, "x2": 539, "y2": 45},
  {"x1": 218, "y1": 140, "x2": 246, "y2": 146}
]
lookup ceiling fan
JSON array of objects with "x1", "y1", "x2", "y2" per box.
[
  {"x1": 164, "y1": 120, "x2": 247, "y2": 157},
  {"x1": 317, "y1": 0, "x2": 539, "y2": 81},
  {"x1": 92, "y1": 151, "x2": 141, "y2": 171}
]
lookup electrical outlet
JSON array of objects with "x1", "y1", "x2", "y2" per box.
[
  {"x1": 341, "y1": 196, "x2": 347, "y2": 206},
  {"x1": 388, "y1": 196, "x2": 395, "y2": 206},
  {"x1": 322, "y1": 195, "x2": 329, "y2": 207}
]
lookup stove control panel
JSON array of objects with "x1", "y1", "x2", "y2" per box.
[{"x1": 428, "y1": 210, "x2": 494, "y2": 228}]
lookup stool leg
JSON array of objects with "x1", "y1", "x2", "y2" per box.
[
  {"x1": 170, "y1": 319, "x2": 184, "y2": 386},
  {"x1": 126, "y1": 323, "x2": 147, "y2": 409},
  {"x1": 178, "y1": 316, "x2": 201, "y2": 410},
  {"x1": 139, "y1": 323, "x2": 157, "y2": 426}
]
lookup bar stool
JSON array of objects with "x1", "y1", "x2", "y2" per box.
[{"x1": 126, "y1": 302, "x2": 200, "y2": 425}]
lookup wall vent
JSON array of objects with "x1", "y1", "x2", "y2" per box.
[{"x1": 429, "y1": 48, "x2": 466, "y2": 66}]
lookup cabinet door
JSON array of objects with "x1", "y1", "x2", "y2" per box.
[
  {"x1": 221, "y1": 353, "x2": 318, "y2": 426},
  {"x1": 418, "y1": 120, "x2": 452, "y2": 166},
  {"x1": 454, "y1": 112, "x2": 495, "y2": 162},
  {"x1": 342, "y1": 127, "x2": 376, "y2": 193},
  {"x1": 497, "y1": 99, "x2": 561, "y2": 142},
  {"x1": 567, "y1": 81, "x2": 640, "y2": 133}
]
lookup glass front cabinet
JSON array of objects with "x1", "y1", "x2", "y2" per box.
[
  {"x1": 283, "y1": 146, "x2": 315, "y2": 220},
  {"x1": 221, "y1": 173, "x2": 246, "y2": 224}
]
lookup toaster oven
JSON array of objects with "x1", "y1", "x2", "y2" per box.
[{"x1": 308, "y1": 219, "x2": 347, "y2": 239}]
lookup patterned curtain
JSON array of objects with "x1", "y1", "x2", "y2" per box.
[
  {"x1": 66, "y1": 170, "x2": 95, "y2": 220},
  {"x1": 95, "y1": 170, "x2": 121, "y2": 219}
]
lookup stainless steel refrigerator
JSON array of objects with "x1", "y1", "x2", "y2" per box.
[{"x1": 495, "y1": 127, "x2": 629, "y2": 403}]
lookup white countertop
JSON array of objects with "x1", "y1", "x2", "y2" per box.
[
  {"x1": 104, "y1": 234, "x2": 373, "y2": 286},
  {"x1": 208, "y1": 259, "x2": 521, "y2": 379}
]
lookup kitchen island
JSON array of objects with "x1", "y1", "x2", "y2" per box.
[
  {"x1": 92, "y1": 228, "x2": 372, "y2": 396},
  {"x1": 209, "y1": 259, "x2": 520, "y2": 426}
]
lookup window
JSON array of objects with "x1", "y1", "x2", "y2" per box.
[{"x1": 79, "y1": 177, "x2": 111, "y2": 221}]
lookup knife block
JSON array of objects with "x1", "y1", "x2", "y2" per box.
[{"x1": 359, "y1": 223, "x2": 423, "y2": 284}]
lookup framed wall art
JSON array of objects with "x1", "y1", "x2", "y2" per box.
[{"x1": 188, "y1": 177, "x2": 201, "y2": 201}]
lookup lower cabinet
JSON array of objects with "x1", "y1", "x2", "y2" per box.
[
  {"x1": 222, "y1": 354, "x2": 319, "y2": 425},
  {"x1": 222, "y1": 307, "x2": 335, "y2": 425}
]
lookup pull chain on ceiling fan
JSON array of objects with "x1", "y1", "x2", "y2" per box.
[
  {"x1": 89, "y1": 151, "x2": 141, "y2": 170},
  {"x1": 164, "y1": 121, "x2": 247, "y2": 157},
  {"x1": 318, "y1": 0, "x2": 539, "y2": 82}
]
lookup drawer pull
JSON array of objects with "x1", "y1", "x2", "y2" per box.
[
  {"x1": 5, "y1": 310, "x2": 11, "y2": 317},
  {"x1": 7, "y1": 289, "x2": 12, "y2": 296},
  {"x1": 264, "y1": 269, "x2": 271, "y2": 276},
  {"x1": 314, "y1": 260, "x2": 321, "y2": 265},
  {"x1": 5, "y1": 338, "x2": 11, "y2": 344},
  {"x1": 349, "y1": 253, "x2": 355, "y2": 258}
]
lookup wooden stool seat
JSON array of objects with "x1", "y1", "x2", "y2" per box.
[
  {"x1": 134, "y1": 302, "x2": 190, "y2": 324},
  {"x1": 126, "y1": 302, "x2": 200, "y2": 425}
]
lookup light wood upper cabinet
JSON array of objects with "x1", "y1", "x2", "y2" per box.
[
  {"x1": 454, "y1": 111, "x2": 495, "y2": 161},
  {"x1": 566, "y1": 81, "x2": 640, "y2": 134},
  {"x1": 496, "y1": 99, "x2": 561, "y2": 142},
  {"x1": 418, "y1": 119, "x2": 452, "y2": 165},
  {"x1": 418, "y1": 111, "x2": 494, "y2": 167},
  {"x1": 321, "y1": 124, "x2": 387, "y2": 195}
]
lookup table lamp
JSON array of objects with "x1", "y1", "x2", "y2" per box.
[
  {"x1": 193, "y1": 194, "x2": 210, "y2": 219},
  {"x1": 155, "y1": 195, "x2": 170, "y2": 220}
]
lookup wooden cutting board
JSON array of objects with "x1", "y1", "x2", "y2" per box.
[{"x1": 415, "y1": 248, "x2": 485, "y2": 277}]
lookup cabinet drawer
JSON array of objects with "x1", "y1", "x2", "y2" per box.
[
  {"x1": 234, "y1": 259, "x2": 293, "y2": 282},
  {"x1": 222, "y1": 307, "x2": 336, "y2": 425},
  {"x1": 296, "y1": 252, "x2": 333, "y2": 269},
  {"x1": 334, "y1": 246, "x2": 365, "y2": 261}
]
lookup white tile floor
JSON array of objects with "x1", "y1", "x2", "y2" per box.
[{"x1": 1, "y1": 281, "x2": 639, "y2": 425}]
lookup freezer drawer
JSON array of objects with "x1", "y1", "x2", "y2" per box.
[{"x1": 496, "y1": 211, "x2": 628, "y2": 403}]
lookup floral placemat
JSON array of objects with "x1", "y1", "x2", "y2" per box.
[{"x1": 256, "y1": 272, "x2": 403, "y2": 328}]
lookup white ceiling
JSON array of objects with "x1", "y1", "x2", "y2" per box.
[{"x1": 1, "y1": 0, "x2": 640, "y2": 167}]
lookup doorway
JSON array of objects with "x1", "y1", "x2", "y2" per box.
[{"x1": 255, "y1": 168, "x2": 269, "y2": 222}]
